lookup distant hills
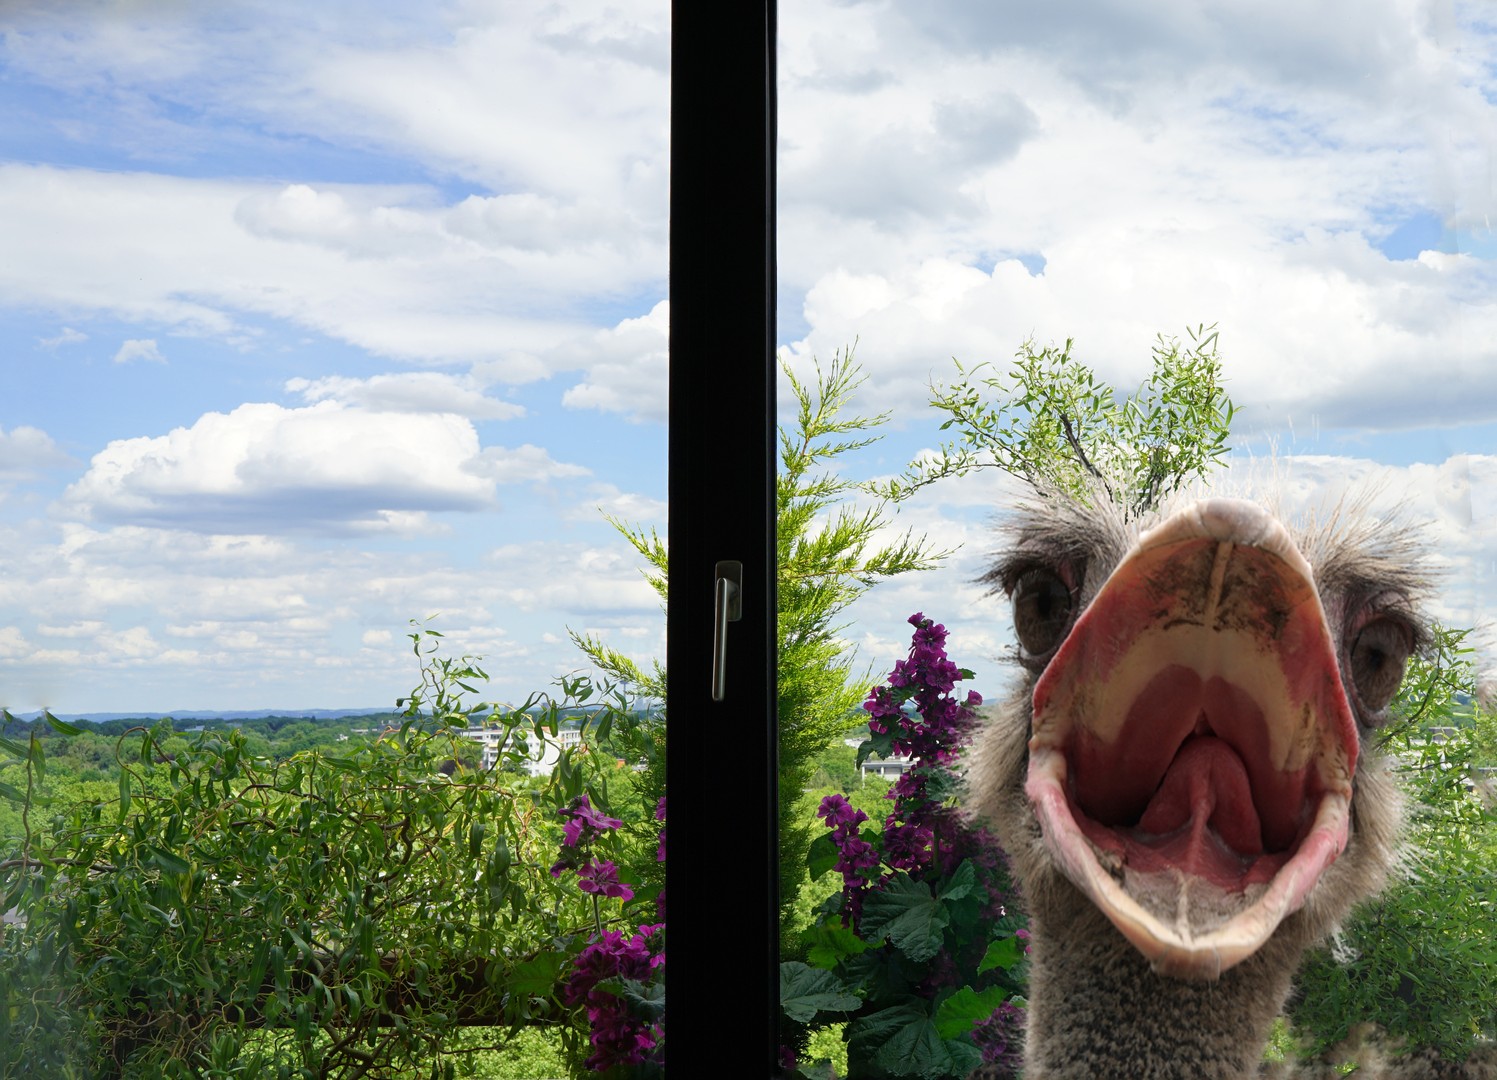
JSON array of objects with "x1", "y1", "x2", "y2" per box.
[{"x1": 6, "y1": 708, "x2": 394, "y2": 724}]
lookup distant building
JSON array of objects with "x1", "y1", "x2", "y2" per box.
[
  {"x1": 843, "y1": 736, "x2": 910, "y2": 780},
  {"x1": 860, "y1": 755, "x2": 911, "y2": 780},
  {"x1": 458, "y1": 725, "x2": 583, "y2": 776}
]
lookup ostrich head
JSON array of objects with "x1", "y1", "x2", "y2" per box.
[{"x1": 968, "y1": 489, "x2": 1427, "y2": 985}]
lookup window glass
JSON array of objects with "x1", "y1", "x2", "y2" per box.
[
  {"x1": 777, "y1": 1, "x2": 1494, "y2": 730},
  {"x1": 0, "y1": 3, "x2": 670, "y2": 730},
  {"x1": 777, "y1": 4, "x2": 1494, "y2": 1074}
]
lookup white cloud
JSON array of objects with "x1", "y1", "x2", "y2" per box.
[
  {"x1": 286, "y1": 371, "x2": 524, "y2": 421},
  {"x1": 60, "y1": 401, "x2": 498, "y2": 534},
  {"x1": 38, "y1": 326, "x2": 86, "y2": 348},
  {"x1": 36, "y1": 621, "x2": 105, "y2": 638},
  {"x1": 566, "y1": 483, "x2": 667, "y2": 525},
  {"x1": 112, "y1": 338, "x2": 165, "y2": 364},
  {"x1": 2, "y1": 0, "x2": 1495, "y2": 715},
  {"x1": 0, "y1": 626, "x2": 30, "y2": 659},
  {"x1": 5, "y1": 525, "x2": 661, "y2": 709},
  {"x1": 466, "y1": 444, "x2": 591, "y2": 485},
  {"x1": 0, "y1": 165, "x2": 657, "y2": 378},
  {"x1": 559, "y1": 300, "x2": 668, "y2": 422},
  {"x1": 0, "y1": 2, "x2": 670, "y2": 376},
  {"x1": 0, "y1": 425, "x2": 71, "y2": 472},
  {"x1": 775, "y1": 1, "x2": 1497, "y2": 434}
]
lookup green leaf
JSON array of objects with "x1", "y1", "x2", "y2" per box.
[
  {"x1": 847, "y1": 1002, "x2": 927, "y2": 1057},
  {"x1": 44, "y1": 713, "x2": 85, "y2": 736},
  {"x1": 874, "y1": 1016, "x2": 965, "y2": 1079},
  {"x1": 616, "y1": 977, "x2": 666, "y2": 1020},
  {"x1": 860, "y1": 873, "x2": 949, "y2": 962},
  {"x1": 801, "y1": 920, "x2": 869, "y2": 970},
  {"x1": 933, "y1": 984, "x2": 1011, "y2": 1039},
  {"x1": 857, "y1": 728, "x2": 897, "y2": 769},
  {"x1": 978, "y1": 933, "x2": 1024, "y2": 974},
  {"x1": 779, "y1": 961, "x2": 861, "y2": 1023},
  {"x1": 940, "y1": 856, "x2": 976, "y2": 898},
  {"x1": 149, "y1": 847, "x2": 191, "y2": 875},
  {"x1": 508, "y1": 951, "x2": 567, "y2": 1000},
  {"x1": 807, "y1": 831, "x2": 840, "y2": 881}
]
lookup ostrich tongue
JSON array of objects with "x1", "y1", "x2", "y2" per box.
[{"x1": 1025, "y1": 498, "x2": 1360, "y2": 981}]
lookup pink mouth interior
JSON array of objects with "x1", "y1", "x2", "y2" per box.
[{"x1": 1067, "y1": 665, "x2": 1325, "y2": 890}]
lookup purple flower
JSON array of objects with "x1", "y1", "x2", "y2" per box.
[
  {"x1": 563, "y1": 924, "x2": 665, "y2": 1072},
  {"x1": 577, "y1": 858, "x2": 635, "y2": 901},
  {"x1": 883, "y1": 819, "x2": 935, "y2": 872},
  {"x1": 559, "y1": 794, "x2": 623, "y2": 848},
  {"x1": 816, "y1": 793, "x2": 867, "y2": 830}
]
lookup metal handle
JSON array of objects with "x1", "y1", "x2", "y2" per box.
[{"x1": 711, "y1": 560, "x2": 743, "y2": 701}]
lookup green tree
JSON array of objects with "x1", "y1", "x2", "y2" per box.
[
  {"x1": 576, "y1": 348, "x2": 949, "y2": 943},
  {"x1": 1291, "y1": 626, "x2": 1497, "y2": 1061},
  {"x1": 876, "y1": 324, "x2": 1235, "y2": 520}
]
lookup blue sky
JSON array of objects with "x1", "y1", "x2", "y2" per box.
[{"x1": 1, "y1": 0, "x2": 1494, "y2": 713}]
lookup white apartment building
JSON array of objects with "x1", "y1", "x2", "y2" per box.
[{"x1": 458, "y1": 725, "x2": 583, "y2": 776}]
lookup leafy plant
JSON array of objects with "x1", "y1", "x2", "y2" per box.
[
  {"x1": 875, "y1": 325, "x2": 1235, "y2": 520},
  {"x1": 784, "y1": 615, "x2": 1028, "y2": 1080},
  {"x1": 0, "y1": 628, "x2": 663, "y2": 1079},
  {"x1": 1290, "y1": 625, "x2": 1497, "y2": 1061}
]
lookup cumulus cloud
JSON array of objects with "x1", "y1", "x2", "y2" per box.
[
  {"x1": 4, "y1": 0, "x2": 1495, "y2": 714},
  {"x1": 559, "y1": 300, "x2": 668, "y2": 422},
  {"x1": 784, "y1": 237, "x2": 1497, "y2": 433},
  {"x1": 774, "y1": 0, "x2": 1497, "y2": 438},
  {"x1": 0, "y1": 505, "x2": 671, "y2": 711},
  {"x1": 60, "y1": 401, "x2": 499, "y2": 534},
  {"x1": 0, "y1": 425, "x2": 72, "y2": 472}
]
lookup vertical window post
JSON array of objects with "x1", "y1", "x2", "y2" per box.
[{"x1": 669, "y1": 0, "x2": 779, "y2": 1072}]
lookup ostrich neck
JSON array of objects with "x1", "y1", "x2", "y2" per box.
[{"x1": 1022, "y1": 903, "x2": 1297, "y2": 1080}]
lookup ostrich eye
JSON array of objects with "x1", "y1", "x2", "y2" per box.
[
  {"x1": 1011, "y1": 567, "x2": 1074, "y2": 659},
  {"x1": 1349, "y1": 617, "x2": 1414, "y2": 720}
]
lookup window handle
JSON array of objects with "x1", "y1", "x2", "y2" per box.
[{"x1": 711, "y1": 560, "x2": 743, "y2": 701}]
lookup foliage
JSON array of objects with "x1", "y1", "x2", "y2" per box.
[
  {"x1": 1291, "y1": 625, "x2": 1497, "y2": 1061},
  {"x1": 874, "y1": 325, "x2": 1235, "y2": 520},
  {"x1": 0, "y1": 626, "x2": 664, "y2": 1079},
  {"x1": 783, "y1": 615, "x2": 1028, "y2": 1080},
  {"x1": 576, "y1": 347, "x2": 948, "y2": 942}
]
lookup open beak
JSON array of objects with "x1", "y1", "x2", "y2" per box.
[{"x1": 1025, "y1": 498, "x2": 1358, "y2": 980}]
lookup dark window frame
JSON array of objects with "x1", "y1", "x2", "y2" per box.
[{"x1": 667, "y1": 1, "x2": 781, "y2": 1073}]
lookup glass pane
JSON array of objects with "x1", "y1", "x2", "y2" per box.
[
  {"x1": 1, "y1": 4, "x2": 670, "y2": 1075},
  {"x1": 1, "y1": 6, "x2": 669, "y2": 711},
  {"x1": 778, "y1": 3, "x2": 1494, "y2": 1074}
]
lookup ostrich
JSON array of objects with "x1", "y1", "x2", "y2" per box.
[{"x1": 966, "y1": 490, "x2": 1431, "y2": 1079}]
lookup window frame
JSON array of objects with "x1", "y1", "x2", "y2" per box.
[{"x1": 667, "y1": 0, "x2": 781, "y2": 1072}]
